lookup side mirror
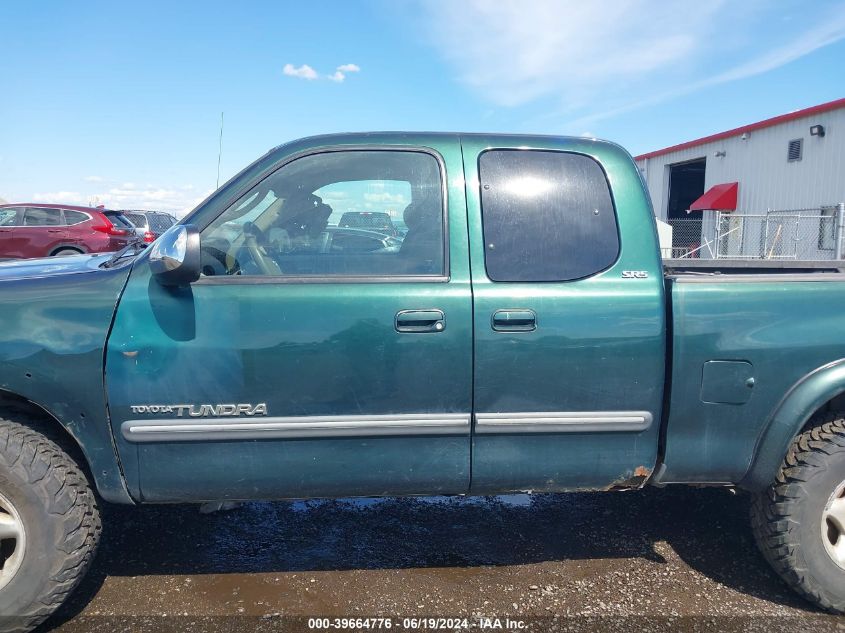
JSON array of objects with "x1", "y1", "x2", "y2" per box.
[{"x1": 149, "y1": 224, "x2": 201, "y2": 286}]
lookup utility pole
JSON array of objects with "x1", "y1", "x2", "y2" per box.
[
  {"x1": 216, "y1": 112, "x2": 224, "y2": 190},
  {"x1": 835, "y1": 202, "x2": 845, "y2": 260}
]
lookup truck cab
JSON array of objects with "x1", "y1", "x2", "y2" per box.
[{"x1": 104, "y1": 134, "x2": 665, "y2": 502}]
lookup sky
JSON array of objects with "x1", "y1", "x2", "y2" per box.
[{"x1": 2, "y1": 0, "x2": 845, "y2": 216}]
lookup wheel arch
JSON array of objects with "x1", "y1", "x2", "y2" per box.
[
  {"x1": 742, "y1": 358, "x2": 845, "y2": 491},
  {"x1": 0, "y1": 388, "x2": 134, "y2": 504},
  {"x1": 49, "y1": 244, "x2": 85, "y2": 256}
]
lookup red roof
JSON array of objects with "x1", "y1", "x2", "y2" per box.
[
  {"x1": 689, "y1": 182, "x2": 738, "y2": 212},
  {"x1": 635, "y1": 97, "x2": 845, "y2": 161}
]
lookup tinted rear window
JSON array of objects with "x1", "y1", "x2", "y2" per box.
[
  {"x1": 64, "y1": 210, "x2": 89, "y2": 225},
  {"x1": 23, "y1": 207, "x2": 62, "y2": 226},
  {"x1": 339, "y1": 212, "x2": 394, "y2": 230},
  {"x1": 124, "y1": 213, "x2": 146, "y2": 227},
  {"x1": 149, "y1": 214, "x2": 175, "y2": 232},
  {"x1": 105, "y1": 212, "x2": 135, "y2": 228},
  {"x1": 478, "y1": 150, "x2": 619, "y2": 282}
]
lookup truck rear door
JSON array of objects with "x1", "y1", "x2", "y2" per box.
[{"x1": 461, "y1": 136, "x2": 666, "y2": 492}]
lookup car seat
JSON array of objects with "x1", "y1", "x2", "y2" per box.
[{"x1": 400, "y1": 192, "x2": 442, "y2": 274}]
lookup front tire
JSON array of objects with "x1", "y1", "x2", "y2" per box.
[
  {"x1": 0, "y1": 416, "x2": 101, "y2": 633},
  {"x1": 751, "y1": 412, "x2": 845, "y2": 613}
]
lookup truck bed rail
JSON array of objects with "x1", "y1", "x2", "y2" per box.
[{"x1": 664, "y1": 258, "x2": 845, "y2": 275}]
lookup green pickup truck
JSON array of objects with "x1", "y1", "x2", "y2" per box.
[{"x1": 1, "y1": 133, "x2": 844, "y2": 630}]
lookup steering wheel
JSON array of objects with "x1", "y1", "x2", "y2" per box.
[
  {"x1": 199, "y1": 246, "x2": 229, "y2": 276},
  {"x1": 241, "y1": 222, "x2": 283, "y2": 276}
]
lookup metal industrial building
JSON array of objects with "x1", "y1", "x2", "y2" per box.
[{"x1": 635, "y1": 97, "x2": 845, "y2": 259}]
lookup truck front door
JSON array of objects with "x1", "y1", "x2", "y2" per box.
[
  {"x1": 461, "y1": 138, "x2": 666, "y2": 492},
  {"x1": 105, "y1": 144, "x2": 473, "y2": 502}
]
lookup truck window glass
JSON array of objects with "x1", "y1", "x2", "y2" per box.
[
  {"x1": 478, "y1": 150, "x2": 619, "y2": 282},
  {"x1": 200, "y1": 150, "x2": 444, "y2": 278}
]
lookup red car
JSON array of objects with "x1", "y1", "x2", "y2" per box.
[{"x1": 0, "y1": 203, "x2": 137, "y2": 259}]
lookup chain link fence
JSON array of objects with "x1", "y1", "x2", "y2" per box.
[
  {"x1": 665, "y1": 205, "x2": 845, "y2": 260},
  {"x1": 665, "y1": 218, "x2": 706, "y2": 259}
]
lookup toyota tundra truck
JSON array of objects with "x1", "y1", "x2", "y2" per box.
[{"x1": 1, "y1": 133, "x2": 844, "y2": 630}]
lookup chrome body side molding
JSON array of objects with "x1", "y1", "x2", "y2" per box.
[
  {"x1": 122, "y1": 413, "x2": 471, "y2": 443},
  {"x1": 474, "y1": 411, "x2": 653, "y2": 434},
  {"x1": 122, "y1": 411, "x2": 652, "y2": 443}
]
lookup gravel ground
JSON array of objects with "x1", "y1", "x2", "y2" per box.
[{"x1": 41, "y1": 487, "x2": 844, "y2": 633}]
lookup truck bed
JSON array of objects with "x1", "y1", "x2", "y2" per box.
[{"x1": 660, "y1": 262, "x2": 845, "y2": 485}]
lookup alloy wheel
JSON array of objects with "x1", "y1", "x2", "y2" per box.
[{"x1": 0, "y1": 490, "x2": 25, "y2": 592}]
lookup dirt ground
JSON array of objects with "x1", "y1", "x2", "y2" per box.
[{"x1": 41, "y1": 487, "x2": 844, "y2": 633}]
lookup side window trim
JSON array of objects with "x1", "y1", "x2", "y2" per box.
[
  {"x1": 196, "y1": 273, "x2": 451, "y2": 286},
  {"x1": 194, "y1": 146, "x2": 451, "y2": 285}
]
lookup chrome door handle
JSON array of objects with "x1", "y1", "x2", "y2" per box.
[
  {"x1": 395, "y1": 309, "x2": 445, "y2": 333},
  {"x1": 492, "y1": 309, "x2": 536, "y2": 332}
]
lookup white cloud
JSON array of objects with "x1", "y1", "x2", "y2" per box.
[
  {"x1": 705, "y1": 15, "x2": 845, "y2": 84},
  {"x1": 320, "y1": 190, "x2": 350, "y2": 201},
  {"x1": 31, "y1": 185, "x2": 211, "y2": 217},
  {"x1": 565, "y1": 10, "x2": 845, "y2": 129},
  {"x1": 83, "y1": 175, "x2": 104, "y2": 182},
  {"x1": 285, "y1": 62, "x2": 361, "y2": 82},
  {"x1": 364, "y1": 191, "x2": 407, "y2": 204},
  {"x1": 33, "y1": 191, "x2": 82, "y2": 203},
  {"x1": 283, "y1": 63, "x2": 319, "y2": 80},
  {"x1": 416, "y1": 0, "x2": 845, "y2": 115},
  {"x1": 419, "y1": 0, "x2": 722, "y2": 107},
  {"x1": 96, "y1": 184, "x2": 213, "y2": 216}
]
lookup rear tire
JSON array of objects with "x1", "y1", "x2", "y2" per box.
[
  {"x1": 751, "y1": 411, "x2": 845, "y2": 613},
  {"x1": 51, "y1": 248, "x2": 82, "y2": 257},
  {"x1": 0, "y1": 415, "x2": 101, "y2": 633}
]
